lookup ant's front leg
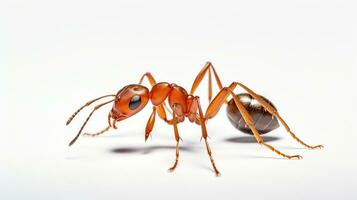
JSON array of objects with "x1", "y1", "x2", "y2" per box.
[
  {"x1": 144, "y1": 104, "x2": 180, "y2": 172},
  {"x1": 144, "y1": 107, "x2": 156, "y2": 141},
  {"x1": 138, "y1": 72, "x2": 157, "y2": 86},
  {"x1": 138, "y1": 72, "x2": 173, "y2": 115}
]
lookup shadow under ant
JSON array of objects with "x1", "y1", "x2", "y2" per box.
[
  {"x1": 109, "y1": 136, "x2": 281, "y2": 156},
  {"x1": 110, "y1": 145, "x2": 195, "y2": 155},
  {"x1": 225, "y1": 135, "x2": 281, "y2": 143}
]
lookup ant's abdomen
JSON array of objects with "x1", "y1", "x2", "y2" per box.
[{"x1": 226, "y1": 93, "x2": 279, "y2": 135}]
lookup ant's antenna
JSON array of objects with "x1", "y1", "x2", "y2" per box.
[
  {"x1": 66, "y1": 94, "x2": 115, "y2": 125},
  {"x1": 68, "y1": 99, "x2": 115, "y2": 146}
]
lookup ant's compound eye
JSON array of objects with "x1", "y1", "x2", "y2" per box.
[{"x1": 129, "y1": 95, "x2": 141, "y2": 110}]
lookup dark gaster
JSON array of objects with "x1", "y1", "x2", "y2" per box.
[{"x1": 226, "y1": 93, "x2": 279, "y2": 135}]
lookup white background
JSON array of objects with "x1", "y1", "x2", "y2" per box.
[{"x1": 1, "y1": 0, "x2": 356, "y2": 200}]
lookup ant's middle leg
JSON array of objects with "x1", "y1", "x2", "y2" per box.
[
  {"x1": 190, "y1": 62, "x2": 225, "y2": 103},
  {"x1": 196, "y1": 96, "x2": 221, "y2": 176},
  {"x1": 168, "y1": 110, "x2": 181, "y2": 172},
  {"x1": 205, "y1": 83, "x2": 302, "y2": 159}
]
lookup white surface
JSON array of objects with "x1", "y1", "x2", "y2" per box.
[{"x1": 1, "y1": 0, "x2": 357, "y2": 200}]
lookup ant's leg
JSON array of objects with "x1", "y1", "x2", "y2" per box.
[
  {"x1": 190, "y1": 62, "x2": 224, "y2": 103},
  {"x1": 168, "y1": 111, "x2": 181, "y2": 172},
  {"x1": 139, "y1": 72, "x2": 173, "y2": 123},
  {"x1": 138, "y1": 72, "x2": 157, "y2": 86},
  {"x1": 233, "y1": 82, "x2": 323, "y2": 149},
  {"x1": 156, "y1": 104, "x2": 173, "y2": 123},
  {"x1": 145, "y1": 105, "x2": 176, "y2": 141},
  {"x1": 145, "y1": 107, "x2": 156, "y2": 141},
  {"x1": 206, "y1": 83, "x2": 302, "y2": 159},
  {"x1": 196, "y1": 96, "x2": 221, "y2": 176}
]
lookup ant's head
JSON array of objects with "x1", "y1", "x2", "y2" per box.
[
  {"x1": 66, "y1": 84, "x2": 150, "y2": 146},
  {"x1": 110, "y1": 84, "x2": 150, "y2": 122}
]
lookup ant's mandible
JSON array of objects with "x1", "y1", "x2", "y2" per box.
[{"x1": 66, "y1": 62, "x2": 323, "y2": 176}]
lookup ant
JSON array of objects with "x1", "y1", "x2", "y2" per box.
[{"x1": 66, "y1": 62, "x2": 323, "y2": 176}]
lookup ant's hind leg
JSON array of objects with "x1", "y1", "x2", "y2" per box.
[
  {"x1": 234, "y1": 82, "x2": 323, "y2": 149},
  {"x1": 205, "y1": 84, "x2": 302, "y2": 159},
  {"x1": 229, "y1": 91, "x2": 302, "y2": 159},
  {"x1": 168, "y1": 111, "x2": 181, "y2": 172}
]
